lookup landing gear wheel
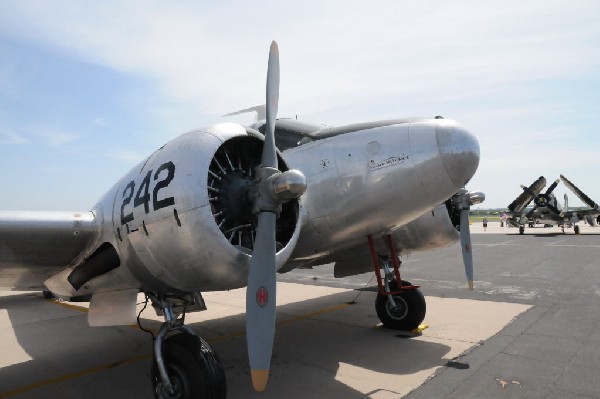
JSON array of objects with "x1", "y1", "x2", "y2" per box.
[
  {"x1": 375, "y1": 280, "x2": 426, "y2": 331},
  {"x1": 152, "y1": 332, "x2": 226, "y2": 399},
  {"x1": 574, "y1": 225, "x2": 580, "y2": 234},
  {"x1": 519, "y1": 226, "x2": 525, "y2": 235}
]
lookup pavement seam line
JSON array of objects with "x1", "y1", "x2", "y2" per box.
[{"x1": 0, "y1": 301, "x2": 350, "y2": 397}]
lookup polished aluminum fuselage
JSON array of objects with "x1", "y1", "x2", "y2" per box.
[
  {"x1": 1, "y1": 118, "x2": 480, "y2": 295},
  {"x1": 284, "y1": 118, "x2": 477, "y2": 261}
]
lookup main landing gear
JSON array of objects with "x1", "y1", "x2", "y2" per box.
[
  {"x1": 367, "y1": 235, "x2": 426, "y2": 331},
  {"x1": 145, "y1": 293, "x2": 226, "y2": 399}
]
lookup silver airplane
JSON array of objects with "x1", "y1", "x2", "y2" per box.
[
  {"x1": 0, "y1": 42, "x2": 484, "y2": 397},
  {"x1": 507, "y1": 175, "x2": 600, "y2": 234}
]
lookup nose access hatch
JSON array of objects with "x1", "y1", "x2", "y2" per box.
[{"x1": 207, "y1": 136, "x2": 299, "y2": 252}]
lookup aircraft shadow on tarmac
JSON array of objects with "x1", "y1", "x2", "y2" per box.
[{"x1": 0, "y1": 289, "x2": 452, "y2": 398}]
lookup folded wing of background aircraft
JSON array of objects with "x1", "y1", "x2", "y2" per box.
[
  {"x1": 507, "y1": 174, "x2": 599, "y2": 234},
  {"x1": 0, "y1": 42, "x2": 484, "y2": 397}
]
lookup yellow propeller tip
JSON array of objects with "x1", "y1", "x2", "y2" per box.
[
  {"x1": 251, "y1": 369, "x2": 269, "y2": 392},
  {"x1": 468, "y1": 280, "x2": 474, "y2": 290}
]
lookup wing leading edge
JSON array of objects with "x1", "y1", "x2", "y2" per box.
[{"x1": 0, "y1": 211, "x2": 97, "y2": 289}]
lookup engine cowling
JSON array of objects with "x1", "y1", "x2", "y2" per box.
[{"x1": 110, "y1": 123, "x2": 303, "y2": 293}]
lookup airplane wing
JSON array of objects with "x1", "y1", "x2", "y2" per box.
[
  {"x1": 562, "y1": 209, "x2": 600, "y2": 219},
  {"x1": 560, "y1": 175, "x2": 599, "y2": 211},
  {"x1": 0, "y1": 211, "x2": 97, "y2": 289},
  {"x1": 508, "y1": 176, "x2": 546, "y2": 213}
]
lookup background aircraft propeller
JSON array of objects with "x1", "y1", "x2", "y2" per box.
[
  {"x1": 452, "y1": 189, "x2": 485, "y2": 290},
  {"x1": 528, "y1": 178, "x2": 560, "y2": 217},
  {"x1": 245, "y1": 41, "x2": 307, "y2": 392}
]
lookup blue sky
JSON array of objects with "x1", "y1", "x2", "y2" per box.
[{"x1": 0, "y1": 1, "x2": 599, "y2": 210}]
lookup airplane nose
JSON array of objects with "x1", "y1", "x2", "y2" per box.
[{"x1": 436, "y1": 123, "x2": 480, "y2": 188}]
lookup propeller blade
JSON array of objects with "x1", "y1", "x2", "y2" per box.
[
  {"x1": 546, "y1": 203, "x2": 561, "y2": 215},
  {"x1": 560, "y1": 175, "x2": 599, "y2": 210},
  {"x1": 545, "y1": 179, "x2": 560, "y2": 195},
  {"x1": 459, "y1": 209, "x2": 474, "y2": 290},
  {"x1": 525, "y1": 205, "x2": 538, "y2": 219},
  {"x1": 245, "y1": 40, "x2": 280, "y2": 392},
  {"x1": 263, "y1": 41, "x2": 279, "y2": 169},
  {"x1": 246, "y1": 212, "x2": 277, "y2": 392}
]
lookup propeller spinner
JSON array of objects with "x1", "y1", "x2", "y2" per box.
[
  {"x1": 530, "y1": 179, "x2": 561, "y2": 216},
  {"x1": 245, "y1": 41, "x2": 307, "y2": 392}
]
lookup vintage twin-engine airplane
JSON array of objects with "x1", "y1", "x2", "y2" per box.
[
  {"x1": 0, "y1": 42, "x2": 484, "y2": 398},
  {"x1": 507, "y1": 175, "x2": 600, "y2": 234}
]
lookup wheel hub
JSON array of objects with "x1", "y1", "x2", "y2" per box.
[
  {"x1": 155, "y1": 365, "x2": 187, "y2": 399},
  {"x1": 386, "y1": 295, "x2": 408, "y2": 320}
]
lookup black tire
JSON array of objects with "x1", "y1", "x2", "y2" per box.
[
  {"x1": 519, "y1": 226, "x2": 525, "y2": 235},
  {"x1": 574, "y1": 225, "x2": 580, "y2": 234},
  {"x1": 375, "y1": 280, "x2": 426, "y2": 331},
  {"x1": 152, "y1": 333, "x2": 226, "y2": 399}
]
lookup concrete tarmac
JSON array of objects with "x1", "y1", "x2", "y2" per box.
[{"x1": 1, "y1": 221, "x2": 599, "y2": 398}]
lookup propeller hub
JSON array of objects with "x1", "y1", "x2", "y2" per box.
[
  {"x1": 535, "y1": 194, "x2": 547, "y2": 207},
  {"x1": 469, "y1": 191, "x2": 485, "y2": 206},
  {"x1": 272, "y1": 169, "x2": 307, "y2": 200}
]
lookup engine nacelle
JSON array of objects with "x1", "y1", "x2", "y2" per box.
[
  {"x1": 105, "y1": 123, "x2": 303, "y2": 293},
  {"x1": 302, "y1": 203, "x2": 459, "y2": 278}
]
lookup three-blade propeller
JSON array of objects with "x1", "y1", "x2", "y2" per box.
[{"x1": 245, "y1": 41, "x2": 307, "y2": 392}]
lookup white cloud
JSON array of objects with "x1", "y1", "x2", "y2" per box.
[
  {"x1": 0, "y1": 0, "x2": 598, "y2": 121},
  {"x1": 0, "y1": 0, "x2": 599, "y2": 209},
  {"x1": 93, "y1": 117, "x2": 109, "y2": 127},
  {"x1": 37, "y1": 130, "x2": 79, "y2": 147},
  {"x1": 0, "y1": 129, "x2": 27, "y2": 144}
]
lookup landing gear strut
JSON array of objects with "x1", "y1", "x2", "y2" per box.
[
  {"x1": 147, "y1": 293, "x2": 226, "y2": 399},
  {"x1": 367, "y1": 235, "x2": 426, "y2": 331}
]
